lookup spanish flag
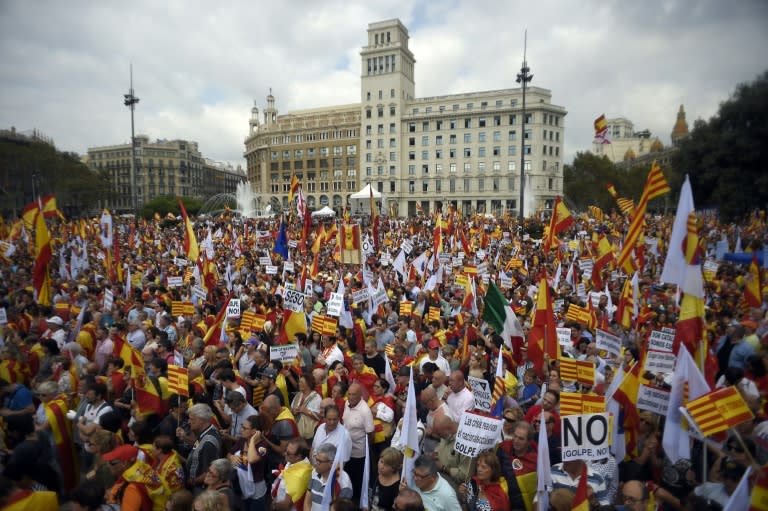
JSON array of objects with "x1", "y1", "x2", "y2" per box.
[
  {"x1": 572, "y1": 462, "x2": 590, "y2": 511},
  {"x1": 744, "y1": 253, "x2": 762, "y2": 308},
  {"x1": 179, "y1": 199, "x2": 199, "y2": 262},
  {"x1": 44, "y1": 394, "x2": 78, "y2": 491},
  {"x1": 527, "y1": 276, "x2": 558, "y2": 376},
  {"x1": 32, "y1": 205, "x2": 52, "y2": 306}
]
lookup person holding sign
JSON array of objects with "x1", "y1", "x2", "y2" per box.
[{"x1": 457, "y1": 450, "x2": 510, "y2": 511}]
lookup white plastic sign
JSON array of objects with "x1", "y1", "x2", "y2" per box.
[{"x1": 561, "y1": 413, "x2": 610, "y2": 461}]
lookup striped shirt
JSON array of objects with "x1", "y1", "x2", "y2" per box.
[
  {"x1": 550, "y1": 462, "x2": 609, "y2": 506},
  {"x1": 309, "y1": 469, "x2": 353, "y2": 511}
]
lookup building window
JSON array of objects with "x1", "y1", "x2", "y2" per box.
[
  {"x1": 525, "y1": 113, "x2": 532, "y2": 124},
  {"x1": 348, "y1": 168, "x2": 356, "y2": 177},
  {"x1": 450, "y1": 178, "x2": 456, "y2": 192},
  {"x1": 390, "y1": 123, "x2": 396, "y2": 133},
  {"x1": 493, "y1": 131, "x2": 501, "y2": 142},
  {"x1": 543, "y1": 145, "x2": 548, "y2": 155},
  {"x1": 508, "y1": 161, "x2": 516, "y2": 171},
  {"x1": 479, "y1": 117, "x2": 486, "y2": 128},
  {"x1": 378, "y1": 124, "x2": 384, "y2": 134},
  {"x1": 409, "y1": 181, "x2": 415, "y2": 193},
  {"x1": 478, "y1": 147, "x2": 486, "y2": 157},
  {"x1": 509, "y1": 114, "x2": 517, "y2": 125},
  {"x1": 478, "y1": 162, "x2": 486, "y2": 172},
  {"x1": 366, "y1": 109, "x2": 372, "y2": 119},
  {"x1": 377, "y1": 166, "x2": 384, "y2": 175},
  {"x1": 464, "y1": 148, "x2": 471, "y2": 157},
  {"x1": 524, "y1": 160, "x2": 531, "y2": 171},
  {"x1": 423, "y1": 182, "x2": 429, "y2": 192},
  {"x1": 450, "y1": 119, "x2": 457, "y2": 129},
  {"x1": 524, "y1": 129, "x2": 532, "y2": 139},
  {"x1": 494, "y1": 115, "x2": 501, "y2": 126},
  {"x1": 508, "y1": 146, "x2": 516, "y2": 156},
  {"x1": 493, "y1": 161, "x2": 500, "y2": 171},
  {"x1": 464, "y1": 162, "x2": 471, "y2": 172},
  {"x1": 408, "y1": 165, "x2": 415, "y2": 175},
  {"x1": 493, "y1": 146, "x2": 500, "y2": 156},
  {"x1": 366, "y1": 140, "x2": 372, "y2": 150},
  {"x1": 435, "y1": 149, "x2": 443, "y2": 159},
  {"x1": 390, "y1": 165, "x2": 396, "y2": 175},
  {"x1": 478, "y1": 178, "x2": 484, "y2": 192},
  {"x1": 524, "y1": 145, "x2": 531, "y2": 154},
  {"x1": 409, "y1": 151, "x2": 415, "y2": 160},
  {"x1": 409, "y1": 137, "x2": 415, "y2": 146},
  {"x1": 390, "y1": 180, "x2": 396, "y2": 192},
  {"x1": 377, "y1": 139, "x2": 384, "y2": 148},
  {"x1": 436, "y1": 135, "x2": 443, "y2": 145},
  {"x1": 449, "y1": 134, "x2": 456, "y2": 144},
  {"x1": 464, "y1": 178, "x2": 470, "y2": 191},
  {"x1": 436, "y1": 163, "x2": 442, "y2": 173},
  {"x1": 422, "y1": 121, "x2": 429, "y2": 131},
  {"x1": 549, "y1": 178, "x2": 554, "y2": 190},
  {"x1": 390, "y1": 152, "x2": 396, "y2": 161},
  {"x1": 366, "y1": 126, "x2": 372, "y2": 136},
  {"x1": 449, "y1": 148, "x2": 456, "y2": 158},
  {"x1": 422, "y1": 136, "x2": 429, "y2": 146},
  {"x1": 390, "y1": 88, "x2": 395, "y2": 98},
  {"x1": 409, "y1": 122, "x2": 416, "y2": 133},
  {"x1": 464, "y1": 118, "x2": 472, "y2": 128},
  {"x1": 390, "y1": 106, "x2": 396, "y2": 116},
  {"x1": 436, "y1": 120, "x2": 443, "y2": 130},
  {"x1": 426, "y1": 107, "x2": 432, "y2": 113},
  {"x1": 464, "y1": 133, "x2": 471, "y2": 143},
  {"x1": 390, "y1": 138, "x2": 396, "y2": 147},
  {"x1": 450, "y1": 163, "x2": 457, "y2": 173},
  {"x1": 509, "y1": 130, "x2": 517, "y2": 141},
  {"x1": 421, "y1": 150, "x2": 429, "y2": 159},
  {"x1": 435, "y1": 179, "x2": 442, "y2": 192},
  {"x1": 478, "y1": 132, "x2": 486, "y2": 143}
]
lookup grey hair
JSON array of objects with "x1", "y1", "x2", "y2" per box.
[
  {"x1": 37, "y1": 381, "x2": 60, "y2": 397},
  {"x1": 209, "y1": 458, "x2": 233, "y2": 481},
  {"x1": 188, "y1": 403, "x2": 213, "y2": 422},
  {"x1": 316, "y1": 443, "x2": 338, "y2": 461},
  {"x1": 414, "y1": 454, "x2": 438, "y2": 475}
]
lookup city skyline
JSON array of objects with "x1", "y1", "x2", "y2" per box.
[{"x1": 1, "y1": 0, "x2": 766, "y2": 169}]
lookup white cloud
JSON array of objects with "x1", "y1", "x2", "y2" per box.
[{"x1": 0, "y1": 0, "x2": 766, "y2": 167}]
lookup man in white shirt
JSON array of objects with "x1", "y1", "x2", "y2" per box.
[
  {"x1": 445, "y1": 370, "x2": 474, "y2": 420},
  {"x1": 126, "y1": 320, "x2": 147, "y2": 350},
  {"x1": 342, "y1": 383, "x2": 374, "y2": 501},
  {"x1": 316, "y1": 335, "x2": 344, "y2": 369},
  {"x1": 42, "y1": 316, "x2": 68, "y2": 350},
  {"x1": 419, "y1": 339, "x2": 451, "y2": 375},
  {"x1": 310, "y1": 404, "x2": 351, "y2": 464}
]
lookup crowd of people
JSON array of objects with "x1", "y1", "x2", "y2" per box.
[{"x1": 0, "y1": 200, "x2": 766, "y2": 511}]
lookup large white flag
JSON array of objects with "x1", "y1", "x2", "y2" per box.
[
  {"x1": 660, "y1": 175, "x2": 704, "y2": 297},
  {"x1": 401, "y1": 368, "x2": 421, "y2": 486},
  {"x1": 662, "y1": 348, "x2": 710, "y2": 463},
  {"x1": 99, "y1": 210, "x2": 113, "y2": 248}
]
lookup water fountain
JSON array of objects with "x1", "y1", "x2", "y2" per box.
[{"x1": 197, "y1": 181, "x2": 271, "y2": 218}]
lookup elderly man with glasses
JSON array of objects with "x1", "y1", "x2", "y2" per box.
[
  {"x1": 177, "y1": 403, "x2": 222, "y2": 495},
  {"x1": 404, "y1": 454, "x2": 460, "y2": 511},
  {"x1": 311, "y1": 404, "x2": 351, "y2": 464},
  {"x1": 307, "y1": 443, "x2": 353, "y2": 510}
]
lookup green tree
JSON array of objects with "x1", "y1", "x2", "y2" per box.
[
  {"x1": 563, "y1": 151, "x2": 619, "y2": 211},
  {"x1": 672, "y1": 70, "x2": 768, "y2": 221},
  {"x1": 139, "y1": 196, "x2": 204, "y2": 219}
]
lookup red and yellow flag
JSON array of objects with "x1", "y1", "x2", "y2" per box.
[
  {"x1": 744, "y1": 254, "x2": 762, "y2": 308},
  {"x1": 32, "y1": 205, "x2": 52, "y2": 306},
  {"x1": 572, "y1": 461, "x2": 590, "y2": 511},
  {"x1": 527, "y1": 276, "x2": 558, "y2": 376},
  {"x1": 179, "y1": 199, "x2": 199, "y2": 262},
  {"x1": 685, "y1": 386, "x2": 753, "y2": 437},
  {"x1": 167, "y1": 365, "x2": 189, "y2": 397}
]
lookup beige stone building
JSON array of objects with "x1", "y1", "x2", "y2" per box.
[
  {"x1": 88, "y1": 135, "x2": 245, "y2": 212},
  {"x1": 244, "y1": 19, "x2": 567, "y2": 217}
]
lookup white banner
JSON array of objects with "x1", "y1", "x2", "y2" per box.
[
  {"x1": 371, "y1": 288, "x2": 388, "y2": 308},
  {"x1": 499, "y1": 272, "x2": 513, "y2": 289},
  {"x1": 644, "y1": 350, "x2": 676, "y2": 374},
  {"x1": 595, "y1": 329, "x2": 622, "y2": 358},
  {"x1": 174, "y1": 257, "x2": 188, "y2": 267},
  {"x1": 454, "y1": 411, "x2": 502, "y2": 458},
  {"x1": 648, "y1": 329, "x2": 674, "y2": 353},
  {"x1": 283, "y1": 261, "x2": 295, "y2": 273},
  {"x1": 0, "y1": 307, "x2": 7, "y2": 325},
  {"x1": 283, "y1": 288, "x2": 305, "y2": 313},
  {"x1": 352, "y1": 288, "x2": 370, "y2": 305},
  {"x1": 167, "y1": 276, "x2": 183, "y2": 288},
  {"x1": 556, "y1": 327, "x2": 572, "y2": 347},
  {"x1": 192, "y1": 285, "x2": 207, "y2": 302},
  {"x1": 270, "y1": 343, "x2": 299, "y2": 363},
  {"x1": 561, "y1": 413, "x2": 610, "y2": 461},
  {"x1": 259, "y1": 256, "x2": 272, "y2": 266},
  {"x1": 467, "y1": 376, "x2": 492, "y2": 413},
  {"x1": 401, "y1": 240, "x2": 413, "y2": 255},
  {"x1": 326, "y1": 293, "x2": 344, "y2": 317},
  {"x1": 226, "y1": 299, "x2": 241, "y2": 318},
  {"x1": 265, "y1": 265, "x2": 278, "y2": 275},
  {"x1": 637, "y1": 385, "x2": 671, "y2": 416}
]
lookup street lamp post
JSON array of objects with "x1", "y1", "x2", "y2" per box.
[
  {"x1": 516, "y1": 31, "x2": 533, "y2": 222},
  {"x1": 124, "y1": 64, "x2": 140, "y2": 215}
]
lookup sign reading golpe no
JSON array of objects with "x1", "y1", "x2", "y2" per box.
[{"x1": 561, "y1": 412, "x2": 610, "y2": 461}]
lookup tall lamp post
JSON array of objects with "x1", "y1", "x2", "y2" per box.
[
  {"x1": 124, "y1": 64, "x2": 140, "y2": 215},
  {"x1": 516, "y1": 31, "x2": 533, "y2": 222}
]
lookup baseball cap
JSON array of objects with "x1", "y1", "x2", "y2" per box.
[
  {"x1": 46, "y1": 316, "x2": 64, "y2": 326},
  {"x1": 260, "y1": 368, "x2": 278, "y2": 379},
  {"x1": 102, "y1": 444, "x2": 139, "y2": 463},
  {"x1": 427, "y1": 339, "x2": 440, "y2": 350}
]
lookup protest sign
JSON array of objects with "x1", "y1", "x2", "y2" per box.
[
  {"x1": 192, "y1": 285, "x2": 207, "y2": 302},
  {"x1": 561, "y1": 413, "x2": 610, "y2": 461},
  {"x1": 467, "y1": 376, "x2": 492, "y2": 413},
  {"x1": 352, "y1": 288, "x2": 370, "y2": 305},
  {"x1": 258, "y1": 256, "x2": 272, "y2": 266},
  {"x1": 454, "y1": 411, "x2": 502, "y2": 458},
  {"x1": 326, "y1": 293, "x2": 344, "y2": 317},
  {"x1": 226, "y1": 299, "x2": 241, "y2": 318},
  {"x1": 103, "y1": 288, "x2": 113, "y2": 311},
  {"x1": 401, "y1": 240, "x2": 413, "y2": 254},
  {"x1": 167, "y1": 276, "x2": 183, "y2": 288},
  {"x1": 283, "y1": 261, "x2": 294, "y2": 273},
  {"x1": 596, "y1": 329, "x2": 622, "y2": 358},
  {"x1": 648, "y1": 330, "x2": 674, "y2": 353},
  {"x1": 556, "y1": 328, "x2": 572, "y2": 347},
  {"x1": 174, "y1": 257, "x2": 188, "y2": 267},
  {"x1": 283, "y1": 288, "x2": 305, "y2": 313},
  {"x1": 371, "y1": 287, "x2": 388, "y2": 308},
  {"x1": 637, "y1": 385, "x2": 671, "y2": 416},
  {"x1": 644, "y1": 350, "x2": 676, "y2": 374},
  {"x1": 265, "y1": 265, "x2": 278, "y2": 275},
  {"x1": 270, "y1": 344, "x2": 299, "y2": 363}
]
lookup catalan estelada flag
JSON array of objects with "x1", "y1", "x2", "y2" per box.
[{"x1": 685, "y1": 386, "x2": 753, "y2": 437}]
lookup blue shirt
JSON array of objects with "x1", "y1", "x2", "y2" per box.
[
  {"x1": 5, "y1": 384, "x2": 33, "y2": 411},
  {"x1": 728, "y1": 341, "x2": 755, "y2": 370}
]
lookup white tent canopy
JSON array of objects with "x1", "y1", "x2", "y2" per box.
[
  {"x1": 350, "y1": 183, "x2": 385, "y2": 216},
  {"x1": 349, "y1": 183, "x2": 382, "y2": 199},
  {"x1": 311, "y1": 205, "x2": 336, "y2": 217}
]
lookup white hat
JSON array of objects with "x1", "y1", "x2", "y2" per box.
[{"x1": 46, "y1": 316, "x2": 64, "y2": 326}]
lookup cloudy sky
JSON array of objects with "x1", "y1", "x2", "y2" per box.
[{"x1": 1, "y1": 0, "x2": 766, "y2": 169}]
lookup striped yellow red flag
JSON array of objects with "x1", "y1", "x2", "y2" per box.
[
  {"x1": 685, "y1": 386, "x2": 753, "y2": 437},
  {"x1": 167, "y1": 365, "x2": 189, "y2": 397},
  {"x1": 565, "y1": 303, "x2": 592, "y2": 326},
  {"x1": 616, "y1": 162, "x2": 670, "y2": 273}
]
